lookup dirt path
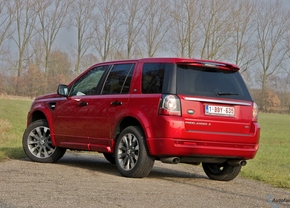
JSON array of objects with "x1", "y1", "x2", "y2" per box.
[{"x1": 0, "y1": 152, "x2": 289, "y2": 208}]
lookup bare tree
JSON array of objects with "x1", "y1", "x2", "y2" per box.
[
  {"x1": 47, "y1": 50, "x2": 72, "y2": 92},
  {"x1": 35, "y1": 0, "x2": 71, "y2": 75},
  {"x1": 285, "y1": 36, "x2": 290, "y2": 76},
  {"x1": 9, "y1": 0, "x2": 38, "y2": 94},
  {"x1": 265, "y1": 90, "x2": 281, "y2": 113},
  {"x1": 1, "y1": 0, "x2": 290, "y2": 105},
  {"x1": 229, "y1": 0, "x2": 257, "y2": 73},
  {"x1": 169, "y1": 0, "x2": 202, "y2": 57},
  {"x1": 19, "y1": 63, "x2": 46, "y2": 97},
  {"x1": 269, "y1": 75, "x2": 290, "y2": 113},
  {"x1": 255, "y1": 0, "x2": 290, "y2": 110},
  {"x1": 142, "y1": 0, "x2": 170, "y2": 57},
  {"x1": 199, "y1": 0, "x2": 233, "y2": 60},
  {"x1": 70, "y1": 0, "x2": 96, "y2": 75},
  {"x1": 93, "y1": 0, "x2": 123, "y2": 61},
  {"x1": 80, "y1": 53, "x2": 99, "y2": 72},
  {"x1": 121, "y1": 0, "x2": 145, "y2": 59},
  {"x1": 0, "y1": 0, "x2": 14, "y2": 55}
]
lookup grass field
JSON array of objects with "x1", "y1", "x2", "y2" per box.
[
  {"x1": 0, "y1": 98, "x2": 31, "y2": 160},
  {"x1": 0, "y1": 97, "x2": 289, "y2": 189},
  {"x1": 241, "y1": 113, "x2": 290, "y2": 189}
]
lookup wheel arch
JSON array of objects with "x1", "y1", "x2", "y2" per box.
[
  {"x1": 28, "y1": 109, "x2": 57, "y2": 146},
  {"x1": 29, "y1": 110, "x2": 47, "y2": 124},
  {"x1": 112, "y1": 110, "x2": 156, "y2": 152},
  {"x1": 113, "y1": 116, "x2": 144, "y2": 141}
]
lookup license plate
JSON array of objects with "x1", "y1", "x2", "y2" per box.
[{"x1": 205, "y1": 105, "x2": 235, "y2": 117}]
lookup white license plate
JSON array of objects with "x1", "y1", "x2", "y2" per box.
[{"x1": 205, "y1": 105, "x2": 235, "y2": 116}]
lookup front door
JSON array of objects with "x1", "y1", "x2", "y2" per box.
[{"x1": 52, "y1": 65, "x2": 109, "y2": 150}]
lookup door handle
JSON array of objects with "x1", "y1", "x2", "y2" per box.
[
  {"x1": 110, "y1": 101, "x2": 122, "y2": 106},
  {"x1": 78, "y1": 101, "x2": 88, "y2": 106}
]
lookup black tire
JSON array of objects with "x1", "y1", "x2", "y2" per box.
[
  {"x1": 22, "y1": 119, "x2": 66, "y2": 163},
  {"x1": 202, "y1": 162, "x2": 241, "y2": 181},
  {"x1": 103, "y1": 153, "x2": 116, "y2": 164},
  {"x1": 115, "y1": 126, "x2": 155, "y2": 178}
]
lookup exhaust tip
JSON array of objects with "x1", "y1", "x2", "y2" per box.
[
  {"x1": 227, "y1": 160, "x2": 247, "y2": 166},
  {"x1": 172, "y1": 157, "x2": 180, "y2": 164},
  {"x1": 240, "y1": 160, "x2": 247, "y2": 166},
  {"x1": 160, "y1": 157, "x2": 180, "y2": 164}
]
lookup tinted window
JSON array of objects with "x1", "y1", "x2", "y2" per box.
[
  {"x1": 142, "y1": 63, "x2": 165, "y2": 93},
  {"x1": 102, "y1": 64, "x2": 134, "y2": 94},
  {"x1": 176, "y1": 65, "x2": 252, "y2": 101},
  {"x1": 70, "y1": 65, "x2": 108, "y2": 96}
]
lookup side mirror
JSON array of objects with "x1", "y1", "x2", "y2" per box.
[{"x1": 57, "y1": 84, "x2": 69, "y2": 96}]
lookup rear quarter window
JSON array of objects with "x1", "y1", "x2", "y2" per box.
[
  {"x1": 176, "y1": 65, "x2": 252, "y2": 101},
  {"x1": 142, "y1": 63, "x2": 165, "y2": 93}
]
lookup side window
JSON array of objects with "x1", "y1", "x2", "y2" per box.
[
  {"x1": 102, "y1": 63, "x2": 134, "y2": 94},
  {"x1": 142, "y1": 63, "x2": 165, "y2": 93},
  {"x1": 70, "y1": 65, "x2": 108, "y2": 96}
]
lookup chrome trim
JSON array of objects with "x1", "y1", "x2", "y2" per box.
[{"x1": 184, "y1": 97, "x2": 251, "y2": 106}]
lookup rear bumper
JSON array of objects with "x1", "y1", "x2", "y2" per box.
[
  {"x1": 147, "y1": 138, "x2": 259, "y2": 159},
  {"x1": 146, "y1": 122, "x2": 260, "y2": 160}
]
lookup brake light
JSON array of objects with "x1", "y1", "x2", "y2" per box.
[
  {"x1": 252, "y1": 102, "x2": 258, "y2": 122},
  {"x1": 159, "y1": 94, "x2": 181, "y2": 116}
]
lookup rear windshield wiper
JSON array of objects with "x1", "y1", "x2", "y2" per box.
[{"x1": 216, "y1": 92, "x2": 239, "y2": 96}]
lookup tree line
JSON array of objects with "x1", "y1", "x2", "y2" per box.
[{"x1": 0, "y1": 0, "x2": 289, "y2": 113}]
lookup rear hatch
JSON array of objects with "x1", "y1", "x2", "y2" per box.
[{"x1": 176, "y1": 62, "x2": 254, "y2": 135}]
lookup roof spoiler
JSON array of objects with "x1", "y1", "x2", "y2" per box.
[{"x1": 176, "y1": 60, "x2": 240, "y2": 71}]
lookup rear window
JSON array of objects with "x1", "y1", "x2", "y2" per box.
[
  {"x1": 102, "y1": 63, "x2": 134, "y2": 94},
  {"x1": 176, "y1": 65, "x2": 252, "y2": 101}
]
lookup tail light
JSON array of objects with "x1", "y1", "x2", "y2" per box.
[
  {"x1": 159, "y1": 94, "x2": 181, "y2": 116},
  {"x1": 252, "y1": 102, "x2": 258, "y2": 122}
]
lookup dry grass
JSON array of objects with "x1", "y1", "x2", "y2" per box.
[
  {"x1": 0, "y1": 119, "x2": 16, "y2": 159},
  {"x1": 0, "y1": 119, "x2": 11, "y2": 132},
  {"x1": 0, "y1": 94, "x2": 34, "y2": 101},
  {"x1": 0, "y1": 119, "x2": 11, "y2": 146}
]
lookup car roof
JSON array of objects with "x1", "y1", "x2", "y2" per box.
[{"x1": 97, "y1": 57, "x2": 239, "y2": 71}]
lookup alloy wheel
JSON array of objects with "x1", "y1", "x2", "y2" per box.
[
  {"x1": 117, "y1": 133, "x2": 139, "y2": 171},
  {"x1": 27, "y1": 126, "x2": 56, "y2": 159}
]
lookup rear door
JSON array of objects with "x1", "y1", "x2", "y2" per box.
[
  {"x1": 176, "y1": 64, "x2": 254, "y2": 138},
  {"x1": 88, "y1": 62, "x2": 135, "y2": 152}
]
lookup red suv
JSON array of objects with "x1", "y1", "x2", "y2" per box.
[{"x1": 22, "y1": 58, "x2": 260, "y2": 181}]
